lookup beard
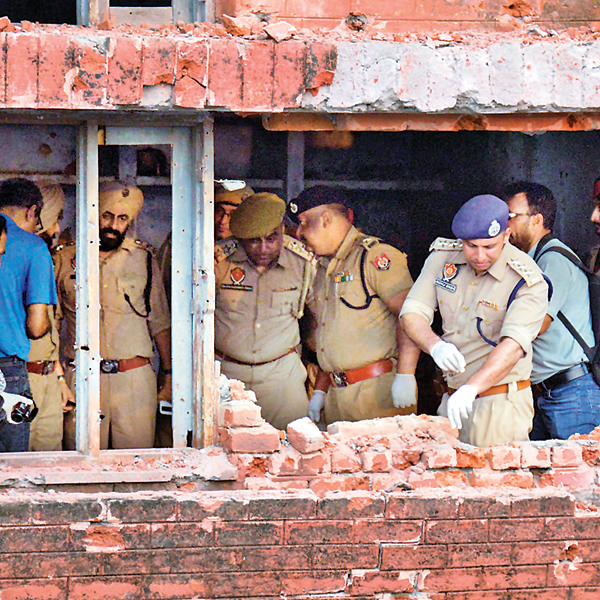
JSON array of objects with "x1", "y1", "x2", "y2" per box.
[{"x1": 99, "y1": 227, "x2": 127, "y2": 251}]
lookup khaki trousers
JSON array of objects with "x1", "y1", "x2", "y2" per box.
[
  {"x1": 63, "y1": 363, "x2": 157, "y2": 449},
  {"x1": 28, "y1": 372, "x2": 63, "y2": 451},
  {"x1": 220, "y1": 352, "x2": 309, "y2": 431},
  {"x1": 438, "y1": 382, "x2": 534, "y2": 447},
  {"x1": 325, "y1": 370, "x2": 416, "y2": 424}
]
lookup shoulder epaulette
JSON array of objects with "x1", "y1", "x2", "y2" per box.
[
  {"x1": 134, "y1": 239, "x2": 157, "y2": 255},
  {"x1": 215, "y1": 239, "x2": 238, "y2": 264},
  {"x1": 360, "y1": 236, "x2": 380, "y2": 250},
  {"x1": 429, "y1": 237, "x2": 463, "y2": 252},
  {"x1": 508, "y1": 257, "x2": 543, "y2": 286},
  {"x1": 283, "y1": 235, "x2": 317, "y2": 265},
  {"x1": 52, "y1": 241, "x2": 74, "y2": 256}
]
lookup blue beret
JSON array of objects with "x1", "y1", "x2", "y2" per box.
[
  {"x1": 451, "y1": 195, "x2": 509, "y2": 240},
  {"x1": 287, "y1": 186, "x2": 349, "y2": 224}
]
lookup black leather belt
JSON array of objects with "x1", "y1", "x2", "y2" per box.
[{"x1": 534, "y1": 362, "x2": 590, "y2": 394}]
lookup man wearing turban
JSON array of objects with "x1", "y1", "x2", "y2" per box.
[
  {"x1": 27, "y1": 183, "x2": 76, "y2": 451},
  {"x1": 55, "y1": 182, "x2": 172, "y2": 449}
]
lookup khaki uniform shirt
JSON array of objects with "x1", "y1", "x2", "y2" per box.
[
  {"x1": 28, "y1": 306, "x2": 60, "y2": 362},
  {"x1": 214, "y1": 235, "x2": 315, "y2": 364},
  {"x1": 308, "y1": 226, "x2": 413, "y2": 373},
  {"x1": 54, "y1": 239, "x2": 171, "y2": 361},
  {"x1": 401, "y1": 238, "x2": 549, "y2": 389}
]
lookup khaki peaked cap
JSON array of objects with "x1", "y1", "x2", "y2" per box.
[{"x1": 230, "y1": 193, "x2": 286, "y2": 239}]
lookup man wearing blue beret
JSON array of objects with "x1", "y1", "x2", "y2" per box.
[{"x1": 400, "y1": 195, "x2": 549, "y2": 447}]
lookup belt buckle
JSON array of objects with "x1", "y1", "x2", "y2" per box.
[
  {"x1": 41, "y1": 361, "x2": 54, "y2": 376},
  {"x1": 100, "y1": 359, "x2": 119, "y2": 374},
  {"x1": 331, "y1": 371, "x2": 348, "y2": 388}
]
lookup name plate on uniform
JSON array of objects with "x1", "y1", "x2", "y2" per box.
[
  {"x1": 434, "y1": 278, "x2": 457, "y2": 293},
  {"x1": 220, "y1": 284, "x2": 253, "y2": 292}
]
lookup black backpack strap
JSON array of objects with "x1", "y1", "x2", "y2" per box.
[
  {"x1": 535, "y1": 243, "x2": 595, "y2": 359},
  {"x1": 532, "y1": 233, "x2": 555, "y2": 262}
]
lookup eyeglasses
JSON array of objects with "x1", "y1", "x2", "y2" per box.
[{"x1": 508, "y1": 212, "x2": 530, "y2": 219}]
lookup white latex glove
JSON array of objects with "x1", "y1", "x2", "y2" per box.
[
  {"x1": 431, "y1": 341, "x2": 466, "y2": 374},
  {"x1": 308, "y1": 390, "x2": 326, "y2": 422},
  {"x1": 391, "y1": 374, "x2": 417, "y2": 408},
  {"x1": 446, "y1": 385, "x2": 477, "y2": 430},
  {"x1": 0, "y1": 392, "x2": 36, "y2": 425}
]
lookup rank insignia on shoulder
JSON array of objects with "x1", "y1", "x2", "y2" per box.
[
  {"x1": 230, "y1": 267, "x2": 246, "y2": 285},
  {"x1": 215, "y1": 239, "x2": 238, "y2": 264},
  {"x1": 373, "y1": 253, "x2": 391, "y2": 271},
  {"x1": 479, "y1": 298, "x2": 500, "y2": 311},
  {"x1": 361, "y1": 236, "x2": 380, "y2": 250},
  {"x1": 283, "y1": 235, "x2": 317, "y2": 265},
  {"x1": 508, "y1": 258, "x2": 543, "y2": 285},
  {"x1": 429, "y1": 237, "x2": 463, "y2": 252},
  {"x1": 334, "y1": 270, "x2": 353, "y2": 283},
  {"x1": 134, "y1": 239, "x2": 157, "y2": 255}
]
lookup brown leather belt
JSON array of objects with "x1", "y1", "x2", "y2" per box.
[
  {"x1": 329, "y1": 358, "x2": 394, "y2": 388},
  {"x1": 215, "y1": 347, "x2": 297, "y2": 367},
  {"x1": 100, "y1": 356, "x2": 151, "y2": 374},
  {"x1": 26, "y1": 360, "x2": 56, "y2": 375},
  {"x1": 449, "y1": 379, "x2": 530, "y2": 398}
]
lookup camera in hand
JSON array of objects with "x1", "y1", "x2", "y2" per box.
[{"x1": 11, "y1": 401, "x2": 34, "y2": 424}]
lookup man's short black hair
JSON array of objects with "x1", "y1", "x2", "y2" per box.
[
  {"x1": 0, "y1": 178, "x2": 43, "y2": 211},
  {"x1": 502, "y1": 181, "x2": 556, "y2": 230},
  {"x1": 0, "y1": 214, "x2": 6, "y2": 236}
]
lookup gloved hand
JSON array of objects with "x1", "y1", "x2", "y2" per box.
[
  {"x1": 431, "y1": 341, "x2": 466, "y2": 374},
  {"x1": 391, "y1": 374, "x2": 417, "y2": 408},
  {"x1": 446, "y1": 385, "x2": 477, "y2": 430},
  {"x1": 308, "y1": 390, "x2": 326, "y2": 422}
]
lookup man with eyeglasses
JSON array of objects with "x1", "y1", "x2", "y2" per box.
[
  {"x1": 0, "y1": 178, "x2": 57, "y2": 452},
  {"x1": 504, "y1": 181, "x2": 600, "y2": 439}
]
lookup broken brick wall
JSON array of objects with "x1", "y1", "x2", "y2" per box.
[{"x1": 217, "y1": 0, "x2": 600, "y2": 34}]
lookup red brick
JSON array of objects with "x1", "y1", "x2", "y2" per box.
[
  {"x1": 32, "y1": 498, "x2": 104, "y2": 525},
  {"x1": 583, "y1": 443, "x2": 600, "y2": 465},
  {"x1": 520, "y1": 443, "x2": 552, "y2": 469},
  {"x1": 305, "y1": 40, "x2": 337, "y2": 92},
  {"x1": 219, "y1": 400, "x2": 263, "y2": 428},
  {"x1": 371, "y1": 470, "x2": 411, "y2": 492},
  {"x1": 272, "y1": 40, "x2": 306, "y2": 109},
  {"x1": 245, "y1": 477, "x2": 309, "y2": 491},
  {"x1": 350, "y1": 569, "x2": 415, "y2": 595},
  {"x1": 220, "y1": 423, "x2": 281, "y2": 453},
  {"x1": 552, "y1": 444, "x2": 584, "y2": 467},
  {"x1": 108, "y1": 35, "x2": 142, "y2": 105},
  {"x1": 238, "y1": 545, "x2": 313, "y2": 571},
  {"x1": 37, "y1": 33, "x2": 71, "y2": 109},
  {"x1": 108, "y1": 496, "x2": 178, "y2": 523},
  {"x1": 426, "y1": 519, "x2": 488, "y2": 544},
  {"x1": 469, "y1": 469, "x2": 534, "y2": 489},
  {"x1": 245, "y1": 491, "x2": 317, "y2": 520},
  {"x1": 0, "y1": 578, "x2": 68, "y2": 600},
  {"x1": 69, "y1": 576, "x2": 143, "y2": 600},
  {"x1": 6, "y1": 32, "x2": 38, "y2": 107},
  {"x1": 458, "y1": 496, "x2": 511, "y2": 519},
  {"x1": 70, "y1": 523, "x2": 151, "y2": 552},
  {"x1": 312, "y1": 543, "x2": 379, "y2": 569},
  {"x1": 0, "y1": 525, "x2": 70, "y2": 553},
  {"x1": 327, "y1": 418, "x2": 399, "y2": 438},
  {"x1": 489, "y1": 518, "x2": 545, "y2": 542},
  {"x1": 331, "y1": 442, "x2": 362, "y2": 473},
  {"x1": 391, "y1": 447, "x2": 422, "y2": 469},
  {"x1": 539, "y1": 464, "x2": 596, "y2": 488},
  {"x1": 360, "y1": 447, "x2": 392, "y2": 472},
  {"x1": 151, "y1": 521, "x2": 214, "y2": 548},
  {"x1": 456, "y1": 445, "x2": 488, "y2": 468},
  {"x1": 510, "y1": 540, "x2": 568, "y2": 565},
  {"x1": 142, "y1": 37, "x2": 175, "y2": 86},
  {"x1": 412, "y1": 469, "x2": 469, "y2": 488},
  {"x1": 510, "y1": 494, "x2": 575, "y2": 517},
  {"x1": 177, "y1": 493, "x2": 249, "y2": 521},
  {"x1": 317, "y1": 491, "x2": 385, "y2": 519},
  {"x1": 446, "y1": 543, "x2": 512, "y2": 567},
  {"x1": 284, "y1": 519, "x2": 353, "y2": 545},
  {"x1": 547, "y1": 562, "x2": 600, "y2": 586},
  {"x1": 309, "y1": 474, "x2": 370, "y2": 495},
  {"x1": 174, "y1": 38, "x2": 207, "y2": 109},
  {"x1": 381, "y1": 543, "x2": 448, "y2": 570},
  {"x1": 207, "y1": 38, "x2": 242, "y2": 109},
  {"x1": 353, "y1": 518, "x2": 423, "y2": 544},
  {"x1": 287, "y1": 417, "x2": 325, "y2": 454},
  {"x1": 489, "y1": 445, "x2": 521, "y2": 470},
  {"x1": 70, "y1": 36, "x2": 109, "y2": 107},
  {"x1": 421, "y1": 445, "x2": 457, "y2": 469},
  {"x1": 544, "y1": 515, "x2": 600, "y2": 540},
  {"x1": 286, "y1": 0, "x2": 351, "y2": 18},
  {"x1": 99, "y1": 549, "x2": 173, "y2": 576},
  {"x1": 215, "y1": 520, "x2": 283, "y2": 546},
  {"x1": 386, "y1": 494, "x2": 460, "y2": 519},
  {"x1": 241, "y1": 40, "x2": 274, "y2": 111}
]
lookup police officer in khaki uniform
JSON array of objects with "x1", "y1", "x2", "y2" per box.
[
  {"x1": 288, "y1": 186, "x2": 420, "y2": 424},
  {"x1": 55, "y1": 182, "x2": 172, "y2": 449},
  {"x1": 28, "y1": 184, "x2": 75, "y2": 451},
  {"x1": 215, "y1": 193, "x2": 315, "y2": 430},
  {"x1": 400, "y1": 195, "x2": 549, "y2": 447}
]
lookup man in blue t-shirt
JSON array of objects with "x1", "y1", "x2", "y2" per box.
[
  {"x1": 0, "y1": 178, "x2": 57, "y2": 452},
  {"x1": 504, "y1": 182, "x2": 600, "y2": 439}
]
